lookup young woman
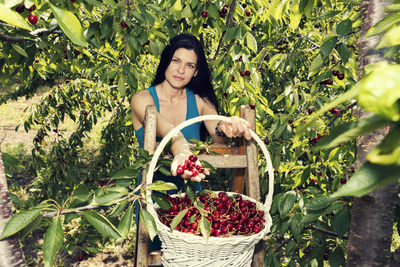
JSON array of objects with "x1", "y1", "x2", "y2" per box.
[
  {"x1": 131, "y1": 33, "x2": 252, "y2": 188},
  {"x1": 131, "y1": 33, "x2": 252, "y2": 251}
]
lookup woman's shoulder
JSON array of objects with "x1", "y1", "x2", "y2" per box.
[
  {"x1": 131, "y1": 89, "x2": 152, "y2": 105},
  {"x1": 194, "y1": 94, "x2": 216, "y2": 114}
]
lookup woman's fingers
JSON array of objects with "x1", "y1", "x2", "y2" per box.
[{"x1": 222, "y1": 116, "x2": 252, "y2": 140}]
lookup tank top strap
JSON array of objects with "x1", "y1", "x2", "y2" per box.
[
  {"x1": 185, "y1": 88, "x2": 199, "y2": 120},
  {"x1": 147, "y1": 85, "x2": 160, "y2": 112}
]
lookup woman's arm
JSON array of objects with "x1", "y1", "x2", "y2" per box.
[{"x1": 197, "y1": 96, "x2": 252, "y2": 143}]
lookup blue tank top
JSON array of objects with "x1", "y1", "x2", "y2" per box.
[
  {"x1": 133, "y1": 85, "x2": 202, "y2": 192},
  {"x1": 134, "y1": 86, "x2": 201, "y2": 147}
]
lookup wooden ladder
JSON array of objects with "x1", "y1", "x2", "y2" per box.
[{"x1": 134, "y1": 105, "x2": 265, "y2": 267}]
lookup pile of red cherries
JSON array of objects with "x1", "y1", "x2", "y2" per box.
[{"x1": 157, "y1": 191, "x2": 266, "y2": 237}]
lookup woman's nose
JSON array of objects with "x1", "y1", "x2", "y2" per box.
[{"x1": 178, "y1": 63, "x2": 185, "y2": 73}]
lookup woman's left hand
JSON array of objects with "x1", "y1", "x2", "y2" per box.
[{"x1": 217, "y1": 116, "x2": 252, "y2": 140}]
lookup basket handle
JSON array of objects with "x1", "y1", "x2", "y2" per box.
[{"x1": 145, "y1": 115, "x2": 274, "y2": 212}]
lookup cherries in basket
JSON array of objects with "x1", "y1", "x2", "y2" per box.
[{"x1": 157, "y1": 191, "x2": 266, "y2": 238}]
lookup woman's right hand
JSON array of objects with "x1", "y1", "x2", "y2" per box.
[{"x1": 171, "y1": 152, "x2": 210, "y2": 182}]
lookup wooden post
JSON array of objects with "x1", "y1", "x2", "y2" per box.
[
  {"x1": 0, "y1": 153, "x2": 26, "y2": 266},
  {"x1": 231, "y1": 106, "x2": 247, "y2": 193},
  {"x1": 241, "y1": 106, "x2": 265, "y2": 267},
  {"x1": 135, "y1": 105, "x2": 157, "y2": 267}
]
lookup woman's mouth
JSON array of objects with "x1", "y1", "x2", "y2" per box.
[{"x1": 173, "y1": 75, "x2": 184, "y2": 81}]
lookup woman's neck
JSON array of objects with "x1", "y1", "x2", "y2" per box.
[{"x1": 157, "y1": 81, "x2": 186, "y2": 102}]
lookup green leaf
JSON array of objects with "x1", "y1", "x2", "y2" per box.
[
  {"x1": 158, "y1": 167, "x2": 172, "y2": 176},
  {"x1": 43, "y1": 216, "x2": 63, "y2": 267},
  {"x1": 306, "y1": 196, "x2": 335, "y2": 211},
  {"x1": 365, "y1": 13, "x2": 400, "y2": 37},
  {"x1": 111, "y1": 167, "x2": 139, "y2": 179},
  {"x1": 207, "y1": 4, "x2": 219, "y2": 20},
  {"x1": 367, "y1": 126, "x2": 400, "y2": 165},
  {"x1": 170, "y1": 0, "x2": 183, "y2": 14},
  {"x1": 147, "y1": 180, "x2": 178, "y2": 191},
  {"x1": 0, "y1": 208, "x2": 42, "y2": 240},
  {"x1": 81, "y1": 210, "x2": 122, "y2": 239},
  {"x1": 199, "y1": 216, "x2": 211, "y2": 241},
  {"x1": 170, "y1": 209, "x2": 188, "y2": 232},
  {"x1": 278, "y1": 191, "x2": 297, "y2": 216},
  {"x1": 331, "y1": 162, "x2": 400, "y2": 198},
  {"x1": 336, "y1": 19, "x2": 352, "y2": 36},
  {"x1": 376, "y1": 24, "x2": 400, "y2": 49},
  {"x1": 19, "y1": 214, "x2": 43, "y2": 238},
  {"x1": 72, "y1": 184, "x2": 91, "y2": 202},
  {"x1": 0, "y1": 4, "x2": 32, "y2": 31},
  {"x1": 357, "y1": 62, "x2": 400, "y2": 121},
  {"x1": 310, "y1": 54, "x2": 324, "y2": 72},
  {"x1": 329, "y1": 246, "x2": 345, "y2": 267},
  {"x1": 184, "y1": 180, "x2": 196, "y2": 203},
  {"x1": 384, "y1": 4, "x2": 400, "y2": 12},
  {"x1": 335, "y1": 43, "x2": 349, "y2": 64},
  {"x1": 50, "y1": 3, "x2": 86, "y2": 47},
  {"x1": 290, "y1": 214, "x2": 304, "y2": 239},
  {"x1": 85, "y1": 0, "x2": 102, "y2": 7},
  {"x1": 153, "y1": 194, "x2": 172, "y2": 210},
  {"x1": 313, "y1": 115, "x2": 389, "y2": 150},
  {"x1": 91, "y1": 192, "x2": 125, "y2": 206},
  {"x1": 117, "y1": 205, "x2": 133, "y2": 239},
  {"x1": 182, "y1": 4, "x2": 193, "y2": 18},
  {"x1": 320, "y1": 36, "x2": 338, "y2": 58},
  {"x1": 11, "y1": 43, "x2": 28, "y2": 57},
  {"x1": 140, "y1": 209, "x2": 157, "y2": 241},
  {"x1": 330, "y1": 208, "x2": 350, "y2": 238},
  {"x1": 246, "y1": 32, "x2": 258, "y2": 54}
]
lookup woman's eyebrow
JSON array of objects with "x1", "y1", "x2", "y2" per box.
[{"x1": 173, "y1": 56, "x2": 196, "y2": 65}]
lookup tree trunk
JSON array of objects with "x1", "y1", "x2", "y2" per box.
[
  {"x1": 0, "y1": 153, "x2": 26, "y2": 266},
  {"x1": 346, "y1": 0, "x2": 397, "y2": 266}
]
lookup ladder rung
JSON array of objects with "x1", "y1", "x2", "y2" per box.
[{"x1": 197, "y1": 154, "x2": 248, "y2": 168}]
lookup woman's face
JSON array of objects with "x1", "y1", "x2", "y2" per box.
[{"x1": 164, "y1": 48, "x2": 198, "y2": 89}]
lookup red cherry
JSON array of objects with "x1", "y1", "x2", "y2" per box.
[
  {"x1": 337, "y1": 73, "x2": 345, "y2": 80},
  {"x1": 329, "y1": 108, "x2": 341, "y2": 114},
  {"x1": 326, "y1": 79, "x2": 333, "y2": 85},
  {"x1": 242, "y1": 3, "x2": 247, "y2": 8},
  {"x1": 202, "y1": 23, "x2": 208, "y2": 28},
  {"x1": 311, "y1": 177, "x2": 317, "y2": 182},
  {"x1": 27, "y1": 5, "x2": 36, "y2": 11},
  {"x1": 340, "y1": 178, "x2": 347, "y2": 184},
  {"x1": 120, "y1": 21, "x2": 127, "y2": 28},
  {"x1": 35, "y1": 58, "x2": 39, "y2": 63},
  {"x1": 71, "y1": 0, "x2": 77, "y2": 2},
  {"x1": 177, "y1": 166, "x2": 184, "y2": 175},
  {"x1": 289, "y1": 119, "x2": 294, "y2": 124},
  {"x1": 245, "y1": 10, "x2": 251, "y2": 16},
  {"x1": 77, "y1": 255, "x2": 84, "y2": 261},
  {"x1": 231, "y1": 75, "x2": 235, "y2": 81},
  {"x1": 189, "y1": 155, "x2": 198, "y2": 162},
  {"x1": 307, "y1": 108, "x2": 313, "y2": 115},
  {"x1": 16, "y1": 4, "x2": 25, "y2": 13},
  {"x1": 191, "y1": 169, "x2": 199, "y2": 177},
  {"x1": 332, "y1": 70, "x2": 339, "y2": 76},
  {"x1": 240, "y1": 70, "x2": 245, "y2": 77},
  {"x1": 201, "y1": 11, "x2": 208, "y2": 18},
  {"x1": 264, "y1": 138, "x2": 269, "y2": 145},
  {"x1": 250, "y1": 103, "x2": 255, "y2": 109},
  {"x1": 28, "y1": 14, "x2": 38, "y2": 25},
  {"x1": 244, "y1": 70, "x2": 251, "y2": 76},
  {"x1": 144, "y1": 40, "x2": 150, "y2": 45}
]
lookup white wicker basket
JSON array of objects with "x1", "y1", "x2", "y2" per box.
[{"x1": 145, "y1": 115, "x2": 274, "y2": 267}]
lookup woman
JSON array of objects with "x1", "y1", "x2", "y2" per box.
[{"x1": 131, "y1": 33, "x2": 252, "y2": 187}]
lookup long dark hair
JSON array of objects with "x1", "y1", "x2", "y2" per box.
[{"x1": 151, "y1": 33, "x2": 218, "y2": 139}]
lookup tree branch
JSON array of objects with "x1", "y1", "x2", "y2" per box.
[
  {"x1": 326, "y1": 101, "x2": 357, "y2": 127},
  {"x1": 0, "y1": 25, "x2": 61, "y2": 43},
  {"x1": 211, "y1": 0, "x2": 237, "y2": 61}
]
